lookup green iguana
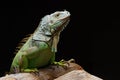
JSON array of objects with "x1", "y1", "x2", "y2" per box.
[{"x1": 10, "y1": 10, "x2": 70, "y2": 73}]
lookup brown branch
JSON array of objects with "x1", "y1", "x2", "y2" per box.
[{"x1": 0, "y1": 60, "x2": 103, "y2": 80}]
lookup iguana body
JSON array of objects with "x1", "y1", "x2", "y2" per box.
[{"x1": 10, "y1": 10, "x2": 70, "y2": 73}]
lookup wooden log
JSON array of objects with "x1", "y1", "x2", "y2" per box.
[{"x1": 0, "y1": 60, "x2": 102, "y2": 80}]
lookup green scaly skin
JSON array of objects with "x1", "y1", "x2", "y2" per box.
[{"x1": 10, "y1": 10, "x2": 70, "y2": 73}]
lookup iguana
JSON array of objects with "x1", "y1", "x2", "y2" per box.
[{"x1": 10, "y1": 10, "x2": 70, "y2": 73}]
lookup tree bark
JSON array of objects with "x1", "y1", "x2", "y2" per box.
[{"x1": 0, "y1": 60, "x2": 103, "y2": 80}]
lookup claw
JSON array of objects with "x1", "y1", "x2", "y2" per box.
[{"x1": 68, "y1": 58, "x2": 75, "y2": 63}]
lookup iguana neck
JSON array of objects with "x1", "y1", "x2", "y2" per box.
[
  {"x1": 32, "y1": 25, "x2": 60, "y2": 52},
  {"x1": 32, "y1": 23, "x2": 51, "y2": 42}
]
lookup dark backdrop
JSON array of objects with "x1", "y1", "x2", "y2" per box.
[{"x1": 0, "y1": 1, "x2": 119, "y2": 80}]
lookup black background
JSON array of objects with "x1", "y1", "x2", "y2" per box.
[{"x1": 0, "y1": 1, "x2": 119, "y2": 80}]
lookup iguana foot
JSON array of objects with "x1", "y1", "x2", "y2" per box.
[
  {"x1": 53, "y1": 59, "x2": 70, "y2": 68},
  {"x1": 53, "y1": 59, "x2": 75, "y2": 68},
  {"x1": 21, "y1": 68, "x2": 39, "y2": 73}
]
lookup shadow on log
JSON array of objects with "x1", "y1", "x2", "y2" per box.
[{"x1": 0, "y1": 60, "x2": 103, "y2": 80}]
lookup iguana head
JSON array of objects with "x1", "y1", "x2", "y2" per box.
[
  {"x1": 33, "y1": 10, "x2": 70, "y2": 41},
  {"x1": 41, "y1": 10, "x2": 70, "y2": 36}
]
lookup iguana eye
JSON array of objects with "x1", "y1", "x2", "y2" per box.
[{"x1": 54, "y1": 13, "x2": 60, "y2": 18}]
